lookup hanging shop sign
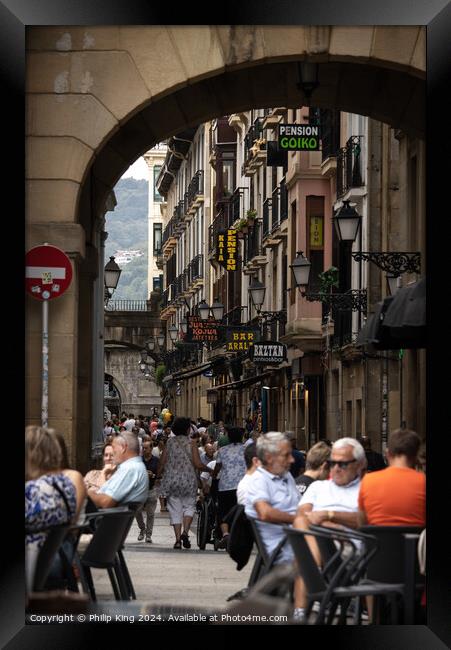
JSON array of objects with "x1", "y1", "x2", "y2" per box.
[
  {"x1": 216, "y1": 229, "x2": 238, "y2": 271},
  {"x1": 225, "y1": 327, "x2": 259, "y2": 353},
  {"x1": 186, "y1": 315, "x2": 219, "y2": 343},
  {"x1": 250, "y1": 341, "x2": 287, "y2": 365},
  {"x1": 278, "y1": 124, "x2": 320, "y2": 151}
]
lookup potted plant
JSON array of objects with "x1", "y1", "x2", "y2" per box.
[
  {"x1": 235, "y1": 217, "x2": 249, "y2": 234},
  {"x1": 246, "y1": 208, "x2": 257, "y2": 225}
]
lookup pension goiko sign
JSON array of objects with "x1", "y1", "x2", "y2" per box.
[
  {"x1": 278, "y1": 124, "x2": 320, "y2": 151},
  {"x1": 250, "y1": 341, "x2": 287, "y2": 365},
  {"x1": 216, "y1": 229, "x2": 237, "y2": 271},
  {"x1": 186, "y1": 316, "x2": 219, "y2": 343}
]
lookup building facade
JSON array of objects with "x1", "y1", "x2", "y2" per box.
[{"x1": 156, "y1": 105, "x2": 425, "y2": 452}]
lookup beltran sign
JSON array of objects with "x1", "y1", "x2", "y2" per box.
[{"x1": 278, "y1": 124, "x2": 320, "y2": 151}]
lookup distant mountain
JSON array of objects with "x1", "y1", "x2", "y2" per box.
[{"x1": 105, "y1": 178, "x2": 149, "y2": 300}]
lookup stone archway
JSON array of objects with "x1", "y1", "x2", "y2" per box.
[{"x1": 25, "y1": 25, "x2": 426, "y2": 466}]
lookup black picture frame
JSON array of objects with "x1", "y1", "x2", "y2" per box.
[{"x1": 5, "y1": 0, "x2": 450, "y2": 647}]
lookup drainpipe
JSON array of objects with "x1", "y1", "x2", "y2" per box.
[{"x1": 381, "y1": 352, "x2": 388, "y2": 449}]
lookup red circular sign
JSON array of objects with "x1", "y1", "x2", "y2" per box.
[{"x1": 25, "y1": 244, "x2": 73, "y2": 301}]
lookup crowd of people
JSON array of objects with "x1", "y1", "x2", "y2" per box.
[{"x1": 25, "y1": 413, "x2": 426, "y2": 623}]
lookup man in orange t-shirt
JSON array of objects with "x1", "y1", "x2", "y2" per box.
[{"x1": 358, "y1": 428, "x2": 425, "y2": 527}]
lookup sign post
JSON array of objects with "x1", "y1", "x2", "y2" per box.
[{"x1": 25, "y1": 244, "x2": 73, "y2": 427}]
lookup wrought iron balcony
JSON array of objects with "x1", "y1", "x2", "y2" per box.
[
  {"x1": 262, "y1": 198, "x2": 272, "y2": 238},
  {"x1": 244, "y1": 221, "x2": 263, "y2": 264},
  {"x1": 208, "y1": 200, "x2": 234, "y2": 255},
  {"x1": 336, "y1": 136, "x2": 364, "y2": 199},
  {"x1": 105, "y1": 300, "x2": 149, "y2": 312},
  {"x1": 188, "y1": 253, "x2": 204, "y2": 284},
  {"x1": 187, "y1": 170, "x2": 204, "y2": 210}
]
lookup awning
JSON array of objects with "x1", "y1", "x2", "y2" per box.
[
  {"x1": 163, "y1": 355, "x2": 228, "y2": 384},
  {"x1": 212, "y1": 369, "x2": 275, "y2": 392},
  {"x1": 172, "y1": 361, "x2": 214, "y2": 381},
  {"x1": 356, "y1": 278, "x2": 426, "y2": 350}
]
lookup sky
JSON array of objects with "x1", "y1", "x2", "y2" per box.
[{"x1": 121, "y1": 156, "x2": 148, "y2": 180}]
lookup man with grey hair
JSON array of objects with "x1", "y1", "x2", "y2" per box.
[
  {"x1": 291, "y1": 437, "x2": 366, "y2": 621},
  {"x1": 87, "y1": 430, "x2": 148, "y2": 508},
  {"x1": 295, "y1": 437, "x2": 366, "y2": 529},
  {"x1": 244, "y1": 432, "x2": 300, "y2": 565}
]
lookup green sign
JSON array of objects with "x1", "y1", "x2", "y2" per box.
[{"x1": 278, "y1": 124, "x2": 320, "y2": 151}]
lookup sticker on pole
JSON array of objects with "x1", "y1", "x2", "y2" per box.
[{"x1": 25, "y1": 244, "x2": 73, "y2": 301}]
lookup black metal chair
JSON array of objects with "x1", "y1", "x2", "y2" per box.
[
  {"x1": 29, "y1": 524, "x2": 71, "y2": 592},
  {"x1": 358, "y1": 525, "x2": 424, "y2": 624},
  {"x1": 116, "y1": 502, "x2": 142, "y2": 600},
  {"x1": 77, "y1": 508, "x2": 135, "y2": 601},
  {"x1": 284, "y1": 526, "x2": 406, "y2": 624},
  {"x1": 248, "y1": 519, "x2": 291, "y2": 589}
]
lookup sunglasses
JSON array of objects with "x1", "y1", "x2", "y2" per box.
[{"x1": 328, "y1": 459, "x2": 357, "y2": 469}]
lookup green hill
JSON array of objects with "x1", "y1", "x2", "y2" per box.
[{"x1": 105, "y1": 177, "x2": 149, "y2": 300}]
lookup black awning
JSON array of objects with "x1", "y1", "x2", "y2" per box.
[
  {"x1": 212, "y1": 369, "x2": 275, "y2": 392},
  {"x1": 356, "y1": 278, "x2": 426, "y2": 350}
]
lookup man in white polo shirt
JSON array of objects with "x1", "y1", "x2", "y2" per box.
[
  {"x1": 244, "y1": 432, "x2": 299, "y2": 565},
  {"x1": 87, "y1": 430, "x2": 148, "y2": 508},
  {"x1": 292, "y1": 437, "x2": 366, "y2": 621}
]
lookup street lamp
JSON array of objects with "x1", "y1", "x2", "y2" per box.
[
  {"x1": 157, "y1": 332, "x2": 166, "y2": 348},
  {"x1": 211, "y1": 298, "x2": 225, "y2": 322},
  {"x1": 289, "y1": 252, "x2": 367, "y2": 313},
  {"x1": 180, "y1": 318, "x2": 188, "y2": 335},
  {"x1": 168, "y1": 324, "x2": 179, "y2": 343},
  {"x1": 197, "y1": 299, "x2": 210, "y2": 321},
  {"x1": 248, "y1": 277, "x2": 266, "y2": 312},
  {"x1": 332, "y1": 200, "x2": 362, "y2": 243},
  {"x1": 297, "y1": 62, "x2": 319, "y2": 103},
  {"x1": 104, "y1": 256, "x2": 122, "y2": 291},
  {"x1": 146, "y1": 338, "x2": 156, "y2": 352},
  {"x1": 289, "y1": 251, "x2": 311, "y2": 293}
]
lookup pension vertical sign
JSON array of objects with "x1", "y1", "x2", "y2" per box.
[
  {"x1": 278, "y1": 124, "x2": 320, "y2": 151},
  {"x1": 216, "y1": 229, "x2": 238, "y2": 272}
]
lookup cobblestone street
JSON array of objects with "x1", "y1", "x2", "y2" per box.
[{"x1": 89, "y1": 509, "x2": 254, "y2": 610}]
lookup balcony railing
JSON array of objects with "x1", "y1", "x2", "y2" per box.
[
  {"x1": 336, "y1": 136, "x2": 364, "y2": 198},
  {"x1": 244, "y1": 221, "x2": 263, "y2": 264},
  {"x1": 162, "y1": 203, "x2": 185, "y2": 247},
  {"x1": 208, "y1": 200, "x2": 234, "y2": 254},
  {"x1": 160, "y1": 288, "x2": 169, "y2": 310},
  {"x1": 262, "y1": 198, "x2": 272, "y2": 238},
  {"x1": 280, "y1": 179, "x2": 288, "y2": 223},
  {"x1": 188, "y1": 253, "x2": 203, "y2": 283},
  {"x1": 105, "y1": 300, "x2": 148, "y2": 312},
  {"x1": 244, "y1": 117, "x2": 266, "y2": 164},
  {"x1": 187, "y1": 170, "x2": 204, "y2": 209}
]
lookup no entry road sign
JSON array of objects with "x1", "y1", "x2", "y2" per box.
[{"x1": 25, "y1": 244, "x2": 73, "y2": 301}]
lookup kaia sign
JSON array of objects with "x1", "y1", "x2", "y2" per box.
[
  {"x1": 216, "y1": 229, "x2": 238, "y2": 271},
  {"x1": 278, "y1": 124, "x2": 320, "y2": 151},
  {"x1": 250, "y1": 341, "x2": 287, "y2": 365}
]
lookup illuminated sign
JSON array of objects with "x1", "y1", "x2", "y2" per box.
[
  {"x1": 278, "y1": 124, "x2": 320, "y2": 151},
  {"x1": 217, "y1": 229, "x2": 238, "y2": 271},
  {"x1": 225, "y1": 327, "x2": 259, "y2": 353},
  {"x1": 186, "y1": 315, "x2": 219, "y2": 343}
]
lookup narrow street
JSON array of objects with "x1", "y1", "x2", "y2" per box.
[{"x1": 89, "y1": 510, "x2": 254, "y2": 609}]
